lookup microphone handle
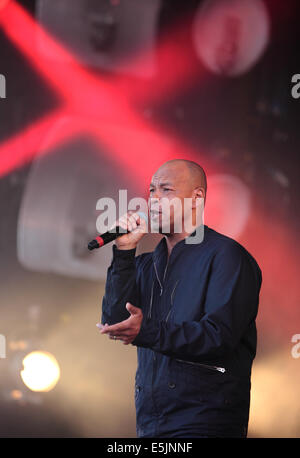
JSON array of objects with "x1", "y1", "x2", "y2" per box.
[{"x1": 88, "y1": 226, "x2": 128, "y2": 251}]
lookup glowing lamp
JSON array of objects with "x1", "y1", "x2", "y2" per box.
[{"x1": 20, "y1": 351, "x2": 60, "y2": 392}]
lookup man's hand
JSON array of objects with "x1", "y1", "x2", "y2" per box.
[
  {"x1": 110, "y1": 211, "x2": 148, "y2": 250},
  {"x1": 97, "y1": 302, "x2": 143, "y2": 345}
]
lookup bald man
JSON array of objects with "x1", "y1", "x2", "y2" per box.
[{"x1": 99, "y1": 159, "x2": 262, "y2": 438}]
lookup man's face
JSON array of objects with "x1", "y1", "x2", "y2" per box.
[{"x1": 148, "y1": 164, "x2": 194, "y2": 234}]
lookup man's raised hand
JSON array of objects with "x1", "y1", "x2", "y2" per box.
[{"x1": 110, "y1": 211, "x2": 148, "y2": 250}]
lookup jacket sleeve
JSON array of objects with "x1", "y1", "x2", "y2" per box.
[
  {"x1": 101, "y1": 244, "x2": 142, "y2": 325},
  {"x1": 131, "y1": 243, "x2": 262, "y2": 361}
]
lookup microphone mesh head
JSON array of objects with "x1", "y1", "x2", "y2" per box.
[{"x1": 137, "y1": 211, "x2": 148, "y2": 224}]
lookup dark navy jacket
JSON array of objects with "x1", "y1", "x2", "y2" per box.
[{"x1": 101, "y1": 225, "x2": 262, "y2": 438}]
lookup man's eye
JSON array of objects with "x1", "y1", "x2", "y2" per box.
[{"x1": 149, "y1": 188, "x2": 172, "y2": 193}]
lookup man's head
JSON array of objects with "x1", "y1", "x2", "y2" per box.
[{"x1": 148, "y1": 159, "x2": 207, "y2": 235}]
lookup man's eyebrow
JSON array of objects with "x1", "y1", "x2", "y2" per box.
[{"x1": 149, "y1": 182, "x2": 173, "y2": 188}]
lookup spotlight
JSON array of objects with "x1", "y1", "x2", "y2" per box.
[
  {"x1": 205, "y1": 174, "x2": 251, "y2": 239},
  {"x1": 20, "y1": 351, "x2": 60, "y2": 392},
  {"x1": 192, "y1": 0, "x2": 270, "y2": 77},
  {"x1": 36, "y1": 0, "x2": 161, "y2": 77}
]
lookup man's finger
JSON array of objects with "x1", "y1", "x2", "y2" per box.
[
  {"x1": 100, "y1": 321, "x2": 129, "y2": 333},
  {"x1": 96, "y1": 323, "x2": 108, "y2": 330},
  {"x1": 109, "y1": 335, "x2": 122, "y2": 341},
  {"x1": 108, "y1": 331, "x2": 133, "y2": 338},
  {"x1": 108, "y1": 335, "x2": 132, "y2": 344}
]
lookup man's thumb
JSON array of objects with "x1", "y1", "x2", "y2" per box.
[{"x1": 126, "y1": 302, "x2": 139, "y2": 315}]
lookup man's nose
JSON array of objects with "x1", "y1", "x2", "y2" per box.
[{"x1": 149, "y1": 195, "x2": 161, "y2": 210}]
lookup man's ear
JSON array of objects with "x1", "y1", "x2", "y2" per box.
[{"x1": 192, "y1": 187, "x2": 205, "y2": 208}]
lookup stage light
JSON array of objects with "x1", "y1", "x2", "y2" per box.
[
  {"x1": 36, "y1": 0, "x2": 161, "y2": 78},
  {"x1": 20, "y1": 351, "x2": 60, "y2": 392},
  {"x1": 205, "y1": 174, "x2": 251, "y2": 239},
  {"x1": 0, "y1": 0, "x2": 9, "y2": 12},
  {"x1": 192, "y1": 0, "x2": 270, "y2": 76},
  {"x1": 10, "y1": 389, "x2": 23, "y2": 400}
]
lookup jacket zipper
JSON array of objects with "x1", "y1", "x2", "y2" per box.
[
  {"x1": 153, "y1": 261, "x2": 163, "y2": 295},
  {"x1": 148, "y1": 280, "x2": 154, "y2": 319},
  {"x1": 154, "y1": 258, "x2": 170, "y2": 296},
  {"x1": 170, "y1": 279, "x2": 179, "y2": 305},
  {"x1": 162, "y1": 258, "x2": 169, "y2": 283},
  {"x1": 175, "y1": 358, "x2": 226, "y2": 373},
  {"x1": 151, "y1": 351, "x2": 159, "y2": 416},
  {"x1": 165, "y1": 279, "x2": 180, "y2": 323},
  {"x1": 151, "y1": 263, "x2": 161, "y2": 415},
  {"x1": 151, "y1": 260, "x2": 170, "y2": 417}
]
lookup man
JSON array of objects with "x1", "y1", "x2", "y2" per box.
[{"x1": 98, "y1": 159, "x2": 262, "y2": 438}]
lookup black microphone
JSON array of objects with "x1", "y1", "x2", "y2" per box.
[{"x1": 88, "y1": 211, "x2": 148, "y2": 251}]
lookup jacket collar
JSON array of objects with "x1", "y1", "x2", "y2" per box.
[{"x1": 152, "y1": 224, "x2": 208, "y2": 269}]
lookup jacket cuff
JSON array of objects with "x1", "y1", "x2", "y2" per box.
[
  {"x1": 112, "y1": 243, "x2": 137, "y2": 269},
  {"x1": 131, "y1": 318, "x2": 160, "y2": 348}
]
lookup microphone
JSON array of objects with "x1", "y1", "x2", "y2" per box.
[{"x1": 87, "y1": 211, "x2": 148, "y2": 251}]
